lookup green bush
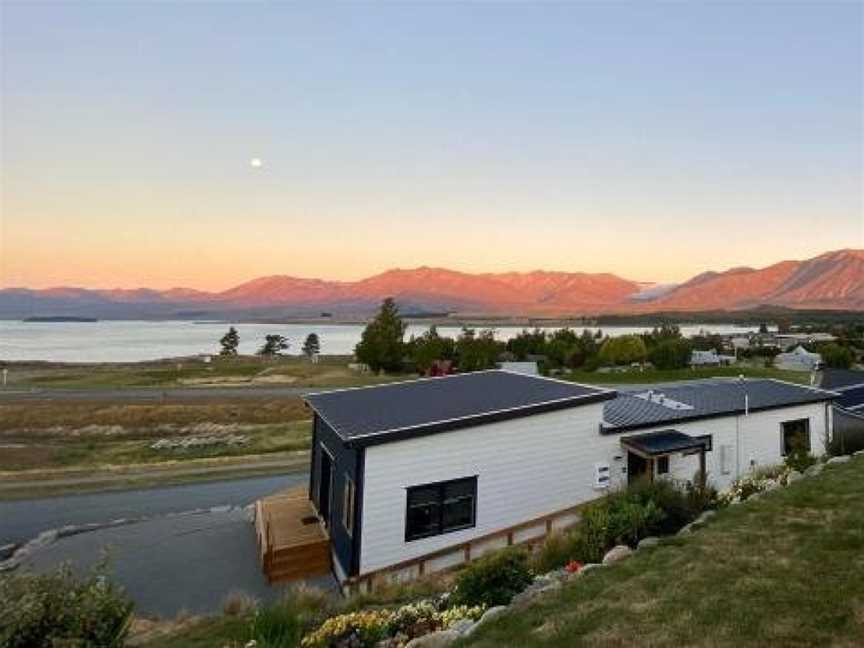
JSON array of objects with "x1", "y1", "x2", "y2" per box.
[
  {"x1": 451, "y1": 548, "x2": 533, "y2": 607},
  {"x1": 785, "y1": 450, "x2": 817, "y2": 473},
  {"x1": 249, "y1": 586, "x2": 332, "y2": 648},
  {"x1": 0, "y1": 564, "x2": 133, "y2": 648}
]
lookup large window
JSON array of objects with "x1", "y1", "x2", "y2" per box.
[
  {"x1": 782, "y1": 419, "x2": 811, "y2": 456},
  {"x1": 342, "y1": 475, "x2": 356, "y2": 535},
  {"x1": 405, "y1": 476, "x2": 477, "y2": 542}
]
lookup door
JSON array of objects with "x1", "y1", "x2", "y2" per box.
[
  {"x1": 627, "y1": 452, "x2": 649, "y2": 484},
  {"x1": 318, "y1": 447, "x2": 333, "y2": 527}
]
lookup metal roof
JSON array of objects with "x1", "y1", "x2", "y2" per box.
[
  {"x1": 621, "y1": 430, "x2": 708, "y2": 457},
  {"x1": 304, "y1": 370, "x2": 616, "y2": 447},
  {"x1": 837, "y1": 385, "x2": 864, "y2": 411},
  {"x1": 602, "y1": 378, "x2": 837, "y2": 433},
  {"x1": 820, "y1": 369, "x2": 864, "y2": 391}
]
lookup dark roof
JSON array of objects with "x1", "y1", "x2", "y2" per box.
[
  {"x1": 837, "y1": 385, "x2": 864, "y2": 411},
  {"x1": 602, "y1": 378, "x2": 837, "y2": 433},
  {"x1": 820, "y1": 369, "x2": 864, "y2": 391},
  {"x1": 304, "y1": 370, "x2": 616, "y2": 447},
  {"x1": 621, "y1": 430, "x2": 708, "y2": 457}
]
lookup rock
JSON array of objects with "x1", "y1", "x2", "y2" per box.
[
  {"x1": 854, "y1": 450, "x2": 864, "y2": 457},
  {"x1": 579, "y1": 563, "x2": 603, "y2": 574},
  {"x1": 448, "y1": 619, "x2": 474, "y2": 635},
  {"x1": 637, "y1": 536, "x2": 660, "y2": 549},
  {"x1": 805, "y1": 463, "x2": 824, "y2": 477},
  {"x1": 0, "y1": 544, "x2": 17, "y2": 561},
  {"x1": 764, "y1": 480, "x2": 781, "y2": 492},
  {"x1": 787, "y1": 470, "x2": 803, "y2": 483},
  {"x1": 694, "y1": 510, "x2": 717, "y2": 526},
  {"x1": 678, "y1": 522, "x2": 695, "y2": 535},
  {"x1": 602, "y1": 545, "x2": 633, "y2": 565},
  {"x1": 746, "y1": 493, "x2": 762, "y2": 502},
  {"x1": 405, "y1": 629, "x2": 460, "y2": 648},
  {"x1": 827, "y1": 455, "x2": 851, "y2": 465},
  {"x1": 210, "y1": 505, "x2": 232, "y2": 514},
  {"x1": 463, "y1": 605, "x2": 508, "y2": 638}
]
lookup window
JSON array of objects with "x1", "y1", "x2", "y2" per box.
[
  {"x1": 684, "y1": 435, "x2": 712, "y2": 456},
  {"x1": 657, "y1": 456, "x2": 670, "y2": 475},
  {"x1": 405, "y1": 476, "x2": 477, "y2": 542},
  {"x1": 782, "y1": 419, "x2": 811, "y2": 456},
  {"x1": 342, "y1": 475, "x2": 355, "y2": 534}
]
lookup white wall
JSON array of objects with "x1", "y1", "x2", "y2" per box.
[
  {"x1": 358, "y1": 399, "x2": 832, "y2": 575},
  {"x1": 359, "y1": 403, "x2": 617, "y2": 574}
]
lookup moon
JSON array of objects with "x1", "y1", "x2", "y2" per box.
[{"x1": 250, "y1": 157, "x2": 263, "y2": 169}]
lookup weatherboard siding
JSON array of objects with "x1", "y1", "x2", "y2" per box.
[{"x1": 358, "y1": 403, "x2": 612, "y2": 575}]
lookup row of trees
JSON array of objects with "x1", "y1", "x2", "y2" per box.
[{"x1": 217, "y1": 327, "x2": 320, "y2": 358}]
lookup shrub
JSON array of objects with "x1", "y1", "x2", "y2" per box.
[
  {"x1": 300, "y1": 610, "x2": 392, "y2": 648},
  {"x1": 0, "y1": 564, "x2": 133, "y2": 648},
  {"x1": 785, "y1": 450, "x2": 817, "y2": 473},
  {"x1": 532, "y1": 530, "x2": 584, "y2": 573},
  {"x1": 249, "y1": 586, "x2": 333, "y2": 648},
  {"x1": 222, "y1": 590, "x2": 258, "y2": 617},
  {"x1": 450, "y1": 548, "x2": 533, "y2": 607}
]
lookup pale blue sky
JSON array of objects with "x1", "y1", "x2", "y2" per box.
[{"x1": 1, "y1": 1, "x2": 862, "y2": 289}]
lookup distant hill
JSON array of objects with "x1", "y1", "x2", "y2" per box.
[{"x1": 0, "y1": 249, "x2": 861, "y2": 319}]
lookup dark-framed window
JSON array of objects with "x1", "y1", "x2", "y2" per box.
[
  {"x1": 342, "y1": 474, "x2": 356, "y2": 535},
  {"x1": 657, "y1": 456, "x2": 670, "y2": 475},
  {"x1": 685, "y1": 434, "x2": 713, "y2": 456},
  {"x1": 405, "y1": 476, "x2": 477, "y2": 542},
  {"x1": 782, "y1": 419, "x2": 811, "y2": 456}
]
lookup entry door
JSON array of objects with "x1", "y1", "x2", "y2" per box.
[
  {"x1": 627, "y1": 452, "x2": 649, "y2": 484},
  {"x1": 319, "y1": 448, "x2": 334, "y2": 527}
]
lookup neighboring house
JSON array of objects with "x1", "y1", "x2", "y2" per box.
[
  {"x1": 690, "y1": 349, "x2": 734, "y2": 367},
  {"x1": 283, "y1": 370, "x2": 835, "y2": 592},
  {"x1": 775, "y1": 345, "x2": 823, "y2": 372},
  {"x1": 820, "y1": 369, "x2": 864, "y2": 413},
  {"x1": 497, "y1": 361, "x2": 539, "y2": 375}
]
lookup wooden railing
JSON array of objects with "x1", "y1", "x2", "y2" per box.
[{"x1": 343, "y1": 501, "x2": 589, "y2": 595}]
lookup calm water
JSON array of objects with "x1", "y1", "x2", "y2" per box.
[{"x1": 0, "y1": 320, "x2": 762, "y2": 363}]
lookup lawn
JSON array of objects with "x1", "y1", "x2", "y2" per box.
[
  {"x1": 465, "y1": 457, "x2": 864, "y2": 647},
  {"x1": 567, "y1": 365, "x2": 811, "y2": 386}
]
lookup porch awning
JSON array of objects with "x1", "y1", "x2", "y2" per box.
[{"x1": 621, "y1": 429, "x2": 708, "y2": 457}]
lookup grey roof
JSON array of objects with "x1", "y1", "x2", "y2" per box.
[
  {"x1": 304, "y1": 370, "x2": 615, "y2": 447},
  {"x1": 820, "y1": 369, "x2": 864, "y2": 391},
  {"x1": 837, "y1": 385, "x2": 864, "y2": 411},
  {"x1": 621, "y1": 430, "x2": 708, "y2": 456},
  {"x1": 603, "y1": 379, "x2": 837, "y2": 433}
]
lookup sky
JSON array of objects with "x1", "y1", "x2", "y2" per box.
[{"x1": 1, "y1": 1, "x2": 862, "y2": 291}]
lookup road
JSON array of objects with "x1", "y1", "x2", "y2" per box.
[
  {"x1": 0, "y1": 473, "x2": 307, "y2": 545},
  {"x1": 0, "y1": 385, "x2": 317, "y2": 402}
]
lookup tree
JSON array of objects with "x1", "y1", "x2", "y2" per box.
[
  {"x1": 820, "y1": 343, "x2": 855, "y2": 369},
  {"x1": 456, "y1": 328, "x2": 502, "y2": 372},
  {"x1": 258, "y1": 334, "x2": 289, "y2": 357},
  {"x1": 648, "y1": 338, "x2": 693, "y2": 370},
  {"x1": 302, "y1": 333, "x2": 321, "y2": 359},
  {"x1": 354, "y1": 298, "x2": 407, "y2": 372},
  {"x1": 506, "y1": 329, "x2": 547, "y2": 360},
  {"x1": 408, "y1": 326, "x2": 455, "y2": 374},
  {"x1": 598, "y1": 335, "x2": 648, "y2": 366},
  {"x1": 219, "y1": 326, "x2": 240, "y2": 356}
]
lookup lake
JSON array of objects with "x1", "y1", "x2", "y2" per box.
[{"x1": 0, "y1": 320, "x2": 763, "y2": 363}]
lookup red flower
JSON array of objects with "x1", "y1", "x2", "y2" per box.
[{"x1": 565, "y1": 560, "x2": 583, "y2": 573}]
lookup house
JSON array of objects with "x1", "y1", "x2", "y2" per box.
[
  {"x1": 496, "y1": 361, "x2": 539, "y2": 375},
  {"x1": 775, "y1": 345, "x2": 823, "y2": 372},
  {"x1": 820, "y1": 369, "x2": 864, "y2": 413},
  {"x1": 260, "y1": 371, "x2": 836, "y2": 593},
  {"x1": 690, "y1": 349, "x2": 734, "y2": 367}
]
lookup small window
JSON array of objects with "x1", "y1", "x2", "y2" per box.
[
  {"x1": 697, "y1": 434, "x2": 713, "y2": 452},
  {"x1": 406, "y1": 476, "x2": 477, "y2": 542},
  {"x1": 342, "y1": 475, "x2": 356, "y2": 534},
  {"x1": 657, "y1": 456, "x2": 670, "y2": 475},
  {"x1": 782, "y1": 419, "x2": 811, "y2": 456}
]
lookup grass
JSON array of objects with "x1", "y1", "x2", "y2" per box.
[
  {"x1": 2, "y1": 355, "x2": 408, "y2": 389},
  {"x1": 464, "y1": 456, "x2": 864, "y2": 647},
  {"x1": 567, "y1": 365, "x2": 811, "y2": 385}
]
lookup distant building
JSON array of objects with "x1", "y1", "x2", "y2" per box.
[
  {"x1": 690, "y1": 349, "x2": 734, "y2": 367},
  {"x1": 775, "y1": 345, "x2": 822, "y2": 372},
  {"x1": 497, "y1": 361, "x2": 539, "y2": 376}
]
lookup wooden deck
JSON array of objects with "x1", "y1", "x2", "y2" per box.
[{"x1": 255, "y1": 487, "x2": 331, "y2": 584}]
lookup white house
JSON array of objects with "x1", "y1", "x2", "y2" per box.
[
  {"x1": 775, "y1": 345, "x2": 823, "y2": 372},
  {"x1": 301, "y1": 371, "x2": 836, "y2": 591},
  {"x1": 690, "y1": 349, "x2": 735, "y2": 367}
]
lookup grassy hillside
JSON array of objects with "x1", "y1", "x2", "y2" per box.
[{"x1": 465, "y1": 457, "x2": 864, "y2": 647}]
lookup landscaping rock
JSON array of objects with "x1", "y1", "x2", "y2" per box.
[
  {"x1": 678, "y1": 522, "x2": 695, "y2": 535},
  {"x1": 828, "y1": 455, "x2": 851, "y2": 465},
  {"x1": 694, "y1": 510, "x2": 717, "y2": 526},
  {"x1": 764, "y1": 480, "x2": 781, "y2": 492},
  {"x1": 0, "y1": 544, "x2": 17, "y2": 561},
  {"x1": 787, "y1": 470, "x2": 803, "y2": 483},
  {"x1": 405, "y1": 629, "x2": 460, "y2": 648},
  {"x1": 746, "y1": 492, "x2": 762, "y2": 502},
  {"x1": 637, "y1": 536, "x2": 660, "y2": 549},
  {"x1": 449, "y1": 619, "x2": 474, "y2": 635},
  {"x1": 579, "y1": 563, "x2": 603, "y2": 574},
  {"x1": 463, "y1": 605, "x2": 508, "y2": 638},
  {"x1": 602, "y1": 545, "x2": 633, "y2": 565},
  {"x1": 854, "y1": 450, "x2": 864, "y2": 457},
  {"x1": 805, "y1": 463, "x2": 824, "y2": 477}
]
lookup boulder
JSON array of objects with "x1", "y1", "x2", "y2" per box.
[
  {"x1": 448, "y1": 619, "x2": 474, "y2": 635},
  {"x1": 0, "y1": 544, "x2": 17, "y2": 561},
  {"x1": 602, "y1": 545, "x2": 633, "y2": 565},
  {"x1": 693, "y1": 510, "x2": 717, "y2": 526},
  {"x1": 787, "y1": 470, "x2": 803, "y2": 483},
  {"x1": 805, "y1": 463, "x2": 824, "y2": 477},
  {"x1": 678, "y1": 522, "x2": 695, "y2": 535},
  {"x1": 764, "y1": 480, "x2": 781, "y2": 492},
  {"x1": 405, "y1": 630, "x2": 460, "y2": 648},
  {"x1": 637, "y1": 536, "x2": 660, "y2": 550},
  {"x1": 462, "y1": 605, "x2": 508, "y2": 638},
  {"x1": 854, "y1": 450, "x2": 864, "y2": 457},
  {"x1": 827, "y1": 455, "x2": 851, "y2": 465}
]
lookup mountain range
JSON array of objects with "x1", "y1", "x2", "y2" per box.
[{"x1": 1, "y1": 249, "x2": 861, "y2": 320}]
